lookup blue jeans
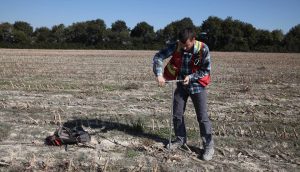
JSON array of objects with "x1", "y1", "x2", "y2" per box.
[{"x1": 173, "y1": 83, "x2": 213, "y2": 147}]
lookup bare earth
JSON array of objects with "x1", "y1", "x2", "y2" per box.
[{"x1": 0, "y1": 49, "x2": 299, "y2": 171}]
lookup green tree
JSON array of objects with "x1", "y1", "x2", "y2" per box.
[
  {"x1": 271, "y1": 29, "x2": 284, "y2": 51},
  {"x1": 130, "y1": 21, "x2": 155, "y2": 47},
  {"x1": 51, "y1": 24, "x2": 66, "y2": 44},
  {"x1": 0, "y1": 22, "x2": 14, "y2": 43},
  {"x1": 12, "y1": 21, "x2": 33, "y2": 46},
  {"x1": 107, "y1": 20, "x2": 130, "y2": 49},
  {"x1": 283, "y1": 24, "x2": 300, "y2": 52},
  {"x1": 65, "y1": 19, "x2": 106, "y2": 47},
  {"x1": 154, "y1": 29, "x2": 166, "y2": 47},
  {"x1": 130, "y1": 22, "x2": 154, "y2": 38},
  {"x1": 201, "y1": 16, "x2": 223, "y2": 50},
  {"x1": 13, "y1": 21, "x2": 33, "y2": 36},
  {"x1": 32, "y1": 27, "x2": 54, "y2": 48},
  {"x1": 33, "y1": 27, "x2": 51, "y2": 43},
  {"x1": 255, "y1": 29, "x2": 273, "y2": 51},
  {"x1": 65, "y1": 22, "x2": 87, "y2": 44},
  {"x1": 111, "y1": 20, "x2": 129, "y2": 33},
  {"x1": 222, "y1": 18, "x2": 251, "y2": 51},
  {"x1": 241, "y1": 23, "x2": 257, "y2": 50},
  {"x1": 12, "y1": 30, "x2": 31, "y2": 45},
  {"x1": 86, "y1": 19, "x2": 106, "y2": 45},
  {"x1": 163, "y1": 17, "x2": 195, "y2": 42},
  {"x1": 220, "y1": 17, "x2": 235, "y2": 51}
]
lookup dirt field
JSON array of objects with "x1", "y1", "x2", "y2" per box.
[{"x1": 0, "y1": 49, "x2": 299, "y2": 171}]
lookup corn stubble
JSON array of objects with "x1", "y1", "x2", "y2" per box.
[{"x1": 0, "y1": 49, "x2": 299, "y2": 171}]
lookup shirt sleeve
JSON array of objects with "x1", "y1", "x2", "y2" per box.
[
  {"x1": 152, "y1": 43, "x2": 177, "y2": 77},
  {"x1": 189, "y1": 44, "x2": 211, "y2": 81}
]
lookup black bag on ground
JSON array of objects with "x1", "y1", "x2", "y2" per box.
[{"x1": 45, "y1": 126, "x2": 91, "y2": 146}]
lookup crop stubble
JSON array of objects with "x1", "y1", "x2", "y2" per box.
[{"x1": 0, "y1": 49, "x2": 299, "y2": 171}]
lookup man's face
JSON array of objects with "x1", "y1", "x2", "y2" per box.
[{"x1": 181, "y1": 38, "x2": 195, "y2": 51}]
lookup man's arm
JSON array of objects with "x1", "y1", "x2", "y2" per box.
[
  {"x1": 152, "y1": 43, "x2": 177, "y2": 85},
  {"x1": 152, "y1": 43, "x2": 177, "y2": 76}
]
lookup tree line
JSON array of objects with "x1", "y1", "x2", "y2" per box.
[{"x1": 0, "y1": 16, "x2": 299, "y2": 52}]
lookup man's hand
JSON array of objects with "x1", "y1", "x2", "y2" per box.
[
  {"x1": 157, "y1": 76, "x2": 166, "y2": 87},
  {"x1": 183, "y1": 76, "x2": 190, "y2": 85}
]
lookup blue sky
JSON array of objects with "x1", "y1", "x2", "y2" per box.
[{"x1": 0, "y1": 0, "x2": 299, "y2": 33}]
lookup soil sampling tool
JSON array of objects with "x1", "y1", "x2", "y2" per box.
[{"x1": 165, "y1": 80, "x2": 183, "y2": 150}]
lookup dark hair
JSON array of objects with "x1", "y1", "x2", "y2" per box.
[{"x1": 178, "y1": 27, "x2": 195, "y2": 43}]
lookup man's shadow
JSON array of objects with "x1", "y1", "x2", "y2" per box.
[
  {"x1": 62, "y1": 118, "x2": 204, "y2": 156},
  {"x1": 63, "y1": 118, "x2": 169, "y2": 145}
]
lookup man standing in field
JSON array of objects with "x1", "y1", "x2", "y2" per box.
[{"x1": 152, "y1": 27, "x2": 214, "y2": 161}]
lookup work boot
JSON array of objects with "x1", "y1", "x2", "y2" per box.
[
  {"x1": 201, "y1": 134, "x2": 214, "y2": 161},
  {"x1": 203, "y1": 146, "x2": 214, "y2": 161},
  {"x1": 166, "y1": 137, "x2": 185, "y2": 150}
]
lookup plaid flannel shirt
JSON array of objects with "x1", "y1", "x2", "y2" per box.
[{"x1": 153, "y1": 41, "x2": 211, "y2": 94}]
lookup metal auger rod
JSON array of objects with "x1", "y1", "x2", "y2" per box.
[
  {"x1": 165, "y1": 80, "x2": 184, "y2": 83},
  {"x1": 166, "y1": 80, "x2": 183, "y2": 150}
]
